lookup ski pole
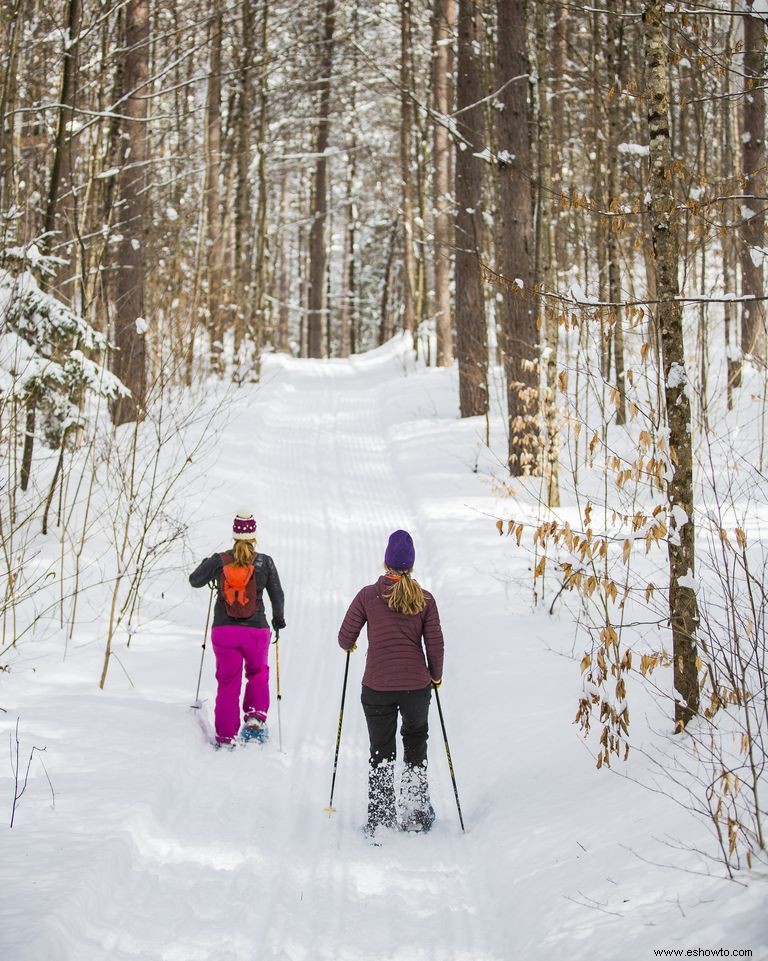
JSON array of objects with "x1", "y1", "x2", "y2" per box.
[
  {"x1": 274, "y1": 629, "x2": 283, "y2": 752},
  {"x1": 324, "y1": 649, "x2": 351, "y2": 813},
  {"x1": 191, "y1": 584, "x2": 215, "y2": 708},
  {"x1": 433, "y1": 683, "x2": 465, "y2": 832}
]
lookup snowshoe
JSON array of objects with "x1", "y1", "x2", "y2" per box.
[
  {"x1": 399, "y1": 764, "x2": 435, "y2": 832},
  {"x1": 400, "y1": 805, "x2": 436, "y2": 833},
  {"x1": 240, "y1": 718, "x2": 269, "y2": 744},
  {"x1": 362, "y1": 818, "x2": 396, "y2": 846},
  {"x1": 362, "y1": 822, "x2": 382, "y2": 846}
]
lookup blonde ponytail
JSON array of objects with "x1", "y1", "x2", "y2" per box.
[
  {"x1": 232, "y1": 539, "x2": 256, "y2": 567},
  {"x1": 384, "y1": 566, "x2": 426, "y2": 615}
]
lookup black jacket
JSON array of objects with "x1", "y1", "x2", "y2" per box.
[{"x1": 189, "y1": 551, "x2": 285, "y2": 630}]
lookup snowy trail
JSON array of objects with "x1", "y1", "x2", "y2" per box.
[
  {"x1": 4, "y1": 345, "x2": 496, "y2": 961},
  {"x1": 4, "y1": 339, "x2": 767, "y2": 961},
  {"x1": 237, "y1": 353, "x2": 493, "y2": 961}
]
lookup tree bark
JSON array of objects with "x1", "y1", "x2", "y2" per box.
[
  {"x1": 643, "y1": 0, "x2": 700, "y2": 729},
  {"x1": 723, "y1": 19, "x2": 741, "y2": 405},
  {"x1": 535, "y1": 0, "x2": 559, "y2": 506},
  {"x1": 307, "y1": 0, "x2": 335, "y2": 358},
  {"x1": 455, "y1": 0, "x2": 488, "y2": 418},
  {"x1": 111, "y1": 0, "x2": 149, "y2": 425},
  {"x1": 251, "y1": 0, "x2": 270, "y2": 373},
  {"x1": 496, "y1": 0, "x2": 537, "y2": 471},
  {"x1": 339, "y1": 150, "x2": 356, "y2": 358},
  {"x1": 0, "y1": 0, "x2": 24, "y2": 215},
  {"x1": 606, "y1": 4, "x2": 627, "y2": 425},
  {"x1": 205, "y1": 6, "x2": 224, "y2": 371},
  {"x1": 399, "y1": 0, "x2": 418, "y2": 339},
  {"x1": 233, "y1": 0, "x2": 255, "y2": 359},
  {"x1": 741, "y1": 5, "x2": 766, "y2": 364},
  {"x1": 432, "y1": 0, "x2": 456, "y2": 367},
  {"x1": 43, "y1": 0, "x2": 83, "y2": 306}
]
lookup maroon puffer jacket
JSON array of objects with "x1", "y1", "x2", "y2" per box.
[{"x1": 338, "y1": 575, "x2": 444, "y2": 691}]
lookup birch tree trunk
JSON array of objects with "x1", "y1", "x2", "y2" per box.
[
  {"x1": 307, "y1": 0, "x2": 335, "y2": 358},
  {"x1": 432, "y1": 0, "x2": 456, "y2": 367},
  {"x1": 496, "y1": 0, "x2": 537, "y2": 472},
  {"x1": 455, "y1": 0, "x2": 488, "y2": 418},
  {"x1": 535, "y1": 0, "x2": 559, "y2": 507},
  {"x1": 741, "y1": 5, "x2": 766, "y2": 364},
  {"x1": 111, "y1": 0, "x2": 149, "y2": 425},
  {"x1": 643, "y1": 0, "x2": 700, "y2": 729}
]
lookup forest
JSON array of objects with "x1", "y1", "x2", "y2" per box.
[{"x1": 1, "y1": 0, "x2": 767, "y2": 946}]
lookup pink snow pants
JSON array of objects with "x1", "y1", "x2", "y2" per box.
[{"x1": 211, "y1": 625, "x2": 271, "y2": 743}]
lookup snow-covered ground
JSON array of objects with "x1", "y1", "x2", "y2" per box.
[{"x1": 2, "y1": 337, "x2": 766, "y2": 961}]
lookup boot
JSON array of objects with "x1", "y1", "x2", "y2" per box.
[
  {"x1": 399, "y1": 763, "x2": 435, "y2": 833},
  {"x1": 366, "y1": 760, "x2": 397, "y2": 834},
  {"x1": 241, "y1": 716, "x2": 269, "y2": 743}
]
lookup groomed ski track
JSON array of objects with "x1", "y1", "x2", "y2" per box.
[{"x1": 3, "y1": 338, "x2": 766, "y2": 961}]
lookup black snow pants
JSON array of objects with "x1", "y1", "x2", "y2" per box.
[{"x1": 361, "y1": 683, "x2": 433, "y2": 830}]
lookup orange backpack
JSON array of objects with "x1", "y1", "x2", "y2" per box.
[{"x1": 218, "y1": 552, "x2": 260, "y2": 619}]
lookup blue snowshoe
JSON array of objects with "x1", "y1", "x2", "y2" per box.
[{"x1": 240, "y1": 717, "x2": 269, "y2": 744}]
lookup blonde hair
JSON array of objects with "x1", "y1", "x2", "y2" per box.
[
  {"x1": 384, "y1": 565, "x2": 426, "y2": 615},
  {"x1": 232, "y1": 539, "x2": 256, "y2": 567}
]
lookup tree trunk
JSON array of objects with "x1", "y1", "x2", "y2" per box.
[
  {"x1": 111, "y1": 0, "x2": 149, "y2": 426},
  {"x1": 276, "y1": 171, "x2": 290, "y2": 352},
  {"x1": 205, "y1": 6, "x2": 224, "y2": 371},
  {"x1": 550, "y1": 1, "x2": 567, "y2": 270},
  {"x1": 0, "y1": 0, "x2": 24, "y2": 215},
  {"x1": 307, "y1": 0, "x2": 335, "y2": 358},
  {"x1": 432, "y1": 0, "x2": 456, "y2": 367},
  {"x1": 723, "y1": 19, "x2": 741, "y2": 406},
  {"x1": 43, "y1": 0, "x2": 83, "y2": 306},
  {"x1": 233, "y1": 0, "x2": 255, "y2": 360},
  {"x1": 399, "y1": 0, "x2": 418, "y2": 339},
  {"x1": 379, "y1": 222, "x2": 398, "y2": 346},
  {"x1": 741, "y1": 6, "x2": 766, "y2": 364},
  {"x1": 643, "y1": 0, "x2": 700, "y2": 729},
  {"x1": 339, "y1": 150, "x2": 356, "y2": 358},
  {"x1": 19, "y1": 395, "x2": 36, "y2": 492},
  {"x1": 496, "y1": 0, "x2": 537, "y2": 471},
  {"x1": 455, "y1": 0, "x2": 488, "y2": 418},
  {"x1": 251, "y1": 0, "x2": 270, "y2": 374},
  {"x1": 606, "y1": 4, "x2": 626, "y2": 425},
  {"x1": 534, "y1": 0, "x2": 560, "y2": 506}
]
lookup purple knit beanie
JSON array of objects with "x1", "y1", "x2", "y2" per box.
[
  {"x1": 233, "y1": 508, "x2": 257, "y2": 541},
  {"x1": 384, "y1": 529, "x2": 415, "y2": 571}
]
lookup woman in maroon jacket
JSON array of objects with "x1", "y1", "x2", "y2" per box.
[{"x1": 338, "y1": 530, "x2": 444, "y2": 836}]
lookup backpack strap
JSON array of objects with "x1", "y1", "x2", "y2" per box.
[{"x1": 216, "y1": 552, "x2": 233, "y2": 603}]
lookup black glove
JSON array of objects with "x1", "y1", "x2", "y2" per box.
[{"x1": 272, "y1": 617, "x2": 286, "y2": 631}]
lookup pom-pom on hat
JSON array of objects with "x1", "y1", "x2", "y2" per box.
[
  {"x1": 384, "y1": 529, "x2": 415, "y2": 571},
  {"x1": 233, "y1": 509, "x2": 257, "y2": 541}
]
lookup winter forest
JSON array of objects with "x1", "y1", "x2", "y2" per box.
[{"x1": 2, "y1": 0, "x2": 768, "y2": 958}]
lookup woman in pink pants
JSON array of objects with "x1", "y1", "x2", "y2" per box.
[{"x1": 189, "y1": 510, "x2": 285, "y2": 745}]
